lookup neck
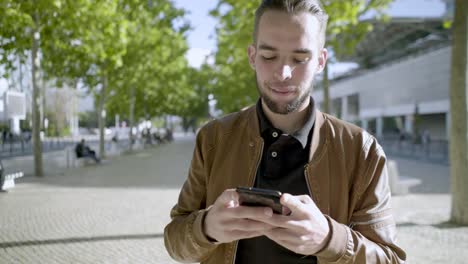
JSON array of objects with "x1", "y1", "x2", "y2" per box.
[{"x1": 261, "y1": 98, "x2": 311, "y2": 134}]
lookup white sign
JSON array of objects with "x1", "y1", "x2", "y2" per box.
[{"x1": 4, "y1": 91, "x2": 26, "y2": 120}]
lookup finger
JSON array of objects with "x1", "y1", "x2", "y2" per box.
[
  {"x1": 224, "y1": 205, "x2": 273, "y2": 219},
  {"x1": 280, "y1": 194, "x2": 307, "y2": 215},
  {"x1": 224, "y1": 218, "x2": 274, "y2": 232},
  {"x1": 256, "y1": 214, "x2": 302, "y2": 229},
  {"x1": 282, "y1": 206, "x2": 292, "y2": 216},
  {"x1": 296, "y1": 195, "x2": 322, "y2": 214},
  {"x1": 297, "y1": 195, "x2": 314, "y2": 204},
  {"x1": 216, "y1": 189, "x2": 240, "y2": 208}
]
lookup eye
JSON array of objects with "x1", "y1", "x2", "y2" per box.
[
  {"x1": 293, "y1": 56, "x2": 310, "y2": 64},
  {"x1": 261, "y1": 56, "x2": 276, "y2": 61},
  {"x1": 259, "y1": 50, "x2": 276, "y2": 61}
]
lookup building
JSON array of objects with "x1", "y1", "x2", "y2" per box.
[
  {"x1": 0, "y1": 68, "x2": 80, "y2": 137},
  {"x1": 313, "y1": 0, "x2": 453, "y2": 143}
]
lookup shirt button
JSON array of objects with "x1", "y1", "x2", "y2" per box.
[
  {"x1": 272, "y1": 132, "x2": 279, "y2": 138},
  {"x1": 271, "y1": 151, "x2": 278, "y2": 158}
]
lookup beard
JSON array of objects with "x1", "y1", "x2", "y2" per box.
[{"x1": 256, "y1": 78, "x2": 311, "y2": 115}]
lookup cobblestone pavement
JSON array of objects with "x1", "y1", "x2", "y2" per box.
[
  {"x1": 1, "y1": 134, "x2": 467, "y2": 263},
  {"x1": 0, "y1": 137, "x2": 190, "y2": 264}
]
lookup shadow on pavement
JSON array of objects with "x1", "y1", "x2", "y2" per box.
[
  {"x1": 0, "y1": 233, "x2": 164, "y2": 249},
  {"x1": 397, "y1": 221, "x2": 467, "y2": 229}
]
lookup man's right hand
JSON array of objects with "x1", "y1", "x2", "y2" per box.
[{"x1": 203, "y1": 189, "x2": 274, "y2": 243}]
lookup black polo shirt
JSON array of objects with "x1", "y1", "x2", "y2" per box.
[{"x1": 235, "y1": 98, "x2": 317, "y2": 264}]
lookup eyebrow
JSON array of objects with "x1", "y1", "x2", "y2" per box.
[{"x1": 258, "y1": 44, "x2": 312, "y2": 54}]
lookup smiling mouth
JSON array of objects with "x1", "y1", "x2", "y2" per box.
[
  {"x1": 269, "y1": 86, "x2": 295, "y2": 95},
  {"x1": 272, "y1": 89, "x2": 291, "y2": 95}
]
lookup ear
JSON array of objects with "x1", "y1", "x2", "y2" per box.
[
  {"x1": 316, "y1": 48, "x2": 328, "y2": 74},
  {"x1": 247, "y1": 44, "x2": 257, "y2": 70}
]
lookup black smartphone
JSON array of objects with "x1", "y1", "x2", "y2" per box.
[{"x1": 236, "y1": 186, "x2": 283, "y2": 214}]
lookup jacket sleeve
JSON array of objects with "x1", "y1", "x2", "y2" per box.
[
  {"x1": 164, "y1": 124, "x2": 218, "y2": 262},
  {"x1": 316, "y1": 136, "x2": 407, "y2": 263}
]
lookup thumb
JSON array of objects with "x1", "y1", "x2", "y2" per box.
[
  {"x1": 280, "y1": 193, "x2": 306, "y2": 215},
  {"x1": 218, "y1": 189, "x2": 240, "y2": 208}
]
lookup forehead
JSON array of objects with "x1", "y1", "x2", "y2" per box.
[{"x1": 257, "y1": 10, "x2": 321, "y2": 51}]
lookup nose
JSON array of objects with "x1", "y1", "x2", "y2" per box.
[{"x1": 274, "y1": 64, "x2": 294, "y2": 81}]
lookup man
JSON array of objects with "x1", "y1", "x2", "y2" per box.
[
  {"x1": 164, "y1": 0, "x2": 406, "y2": 263},
  {"x1": 75, "y1": 139, "x2": 100, "y2": 164}
]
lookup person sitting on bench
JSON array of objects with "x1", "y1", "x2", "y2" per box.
[{"x1": 75, "y1": 139, "x2": 101, "y2": 164}]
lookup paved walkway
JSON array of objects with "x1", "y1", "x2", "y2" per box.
[{"x1": 0, "y1": 135, "x2": 467, "y2": 263}]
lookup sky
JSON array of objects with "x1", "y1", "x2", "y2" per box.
[
  {"x1": 174, "y1": 0, "x2": 448, "y2": 71},
  {"x1": 172, "y1": 0, "x2": 218, "y2": 69}
]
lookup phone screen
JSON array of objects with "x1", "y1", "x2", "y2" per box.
[{"x1": 236, "y1": 187, "x2": 283, "y2": 214}]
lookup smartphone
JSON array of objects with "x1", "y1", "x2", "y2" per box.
[{"x1": 236, "y1": 186, "x2": 283, "y2": 214}]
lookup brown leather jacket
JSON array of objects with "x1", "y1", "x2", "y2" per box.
[{"x1": 164, "y1": 106, "x2": 406, "y2": 263}]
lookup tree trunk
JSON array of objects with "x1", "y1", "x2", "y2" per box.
[
  {"x1": 98, "y1": 74, "x2": 108, "y2": 159},
  {"x1": 128, "y1": 86, "x2": 136, "y2": 152},
  {"x1": 32, "y1": 12, "x2": 43, "y2": 177},
  {"x1": 322, "y1": 62, "x2": 330, "y2": 114},
  {"x1": 450, "y1": 0, "x2": 468, "y2": 225},
  {"x1": 41, "y1": 72, "x2": 46, "y2": 130}
]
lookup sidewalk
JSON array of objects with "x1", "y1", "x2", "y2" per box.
[
  {"x1": 387, "y1": 156, "x2": 468, "y2": 263},
  {"x1": 0, "y1": 135, "x2": 466, "y2": 263},
  {"x1": 0, "y1": 137, "x2": 188, "y2": 263}
]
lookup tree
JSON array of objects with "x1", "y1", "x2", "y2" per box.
[
  {"x1": 104, "y1": 0, "x2": 190, "y2": 150},
  {"x1": 0, "y1": 0, "x2": 127, "y2": 174},
  {"x1": 80, "y1": 1, "x2": 128, "y2": 159},
  {"x1": 172, "y1": 65, "x2": 212, "y2": 125},
  {"x1": 449, "y1": 0, "x2": 468, "y2": 225},
  {"x1": 1, "y1": 0, "x2": 193, "y2": 167},
  {"x1": 0, "y1": 0, "x2": 71, "y2": 177},
  {"x1": 209, "y1": 0, "x2": 391, "y2": 113},
  {"x1": 42, "y1": 0, "x2": 129, "y2": 158}
]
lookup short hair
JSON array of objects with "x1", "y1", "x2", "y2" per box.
[{"x1": 253, "y1": 0, "x2": 329, "y2": 48}]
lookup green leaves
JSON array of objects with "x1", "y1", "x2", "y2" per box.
[
  {"x1": 104, "y1": 0, "x2": 192, "y2": 121},
  {"x1": 0, "y1": 0, "x2": 197, "y2": 122}
]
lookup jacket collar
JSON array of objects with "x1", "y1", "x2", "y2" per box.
[
  {"x1": 255, "y1": 98, "x2": 316, "y2": 149},
  {"x1": 244, "y1": 104, "x2": 327, "y2": 163}
]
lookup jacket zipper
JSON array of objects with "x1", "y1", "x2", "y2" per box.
[
  {"x1": 230, "y1": 140, "x2": 264, "y2": 264},
  {"x1": 304, "y1": 164, "x2": 315, "y2": 203},
  {"x1": 305, "y1": 164, "x2": 325, "y2": 264}
]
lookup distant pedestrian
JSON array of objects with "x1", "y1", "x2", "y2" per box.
[
  {"x1": 75, "y1": 139, "x2": 100, "y2": 163},
  {"x1": 422, "y1": 129, "x2": 431, "y2": 145},
  {"x1": 2, "y1": 130, "x2": 6, "y2": 144},
  {"x1": 0, "y1": 159, "x2": 5, "y2": 191},
  {"x1": 422, "y1": 129, "x2": 431, "y2": 155}
]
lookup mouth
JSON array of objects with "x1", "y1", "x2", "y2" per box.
[{"x1": 268, "y1": 85, "x2": 296, "y2": 96}]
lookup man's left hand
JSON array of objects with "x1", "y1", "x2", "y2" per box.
[{"x1": 258, "y1": 193, "x2": 331, "y2": 255}]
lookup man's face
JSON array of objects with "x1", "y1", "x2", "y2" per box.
[{"x1": 248, "y1": 10, "x2": 327, "y2": 115}]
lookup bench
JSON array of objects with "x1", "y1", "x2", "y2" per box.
[
  {"x1": 65, "y1": 147, "x2": 96, "y2": 168},
  {"x1": 1, "y1": 171, "x2": 25, "y2": 191},
  {"x1": 1, "y1": 159, "x2": 24, "y2": 191},
  {"x1": 387, "y1": 159, "x2": 422, "y2": 195}
]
